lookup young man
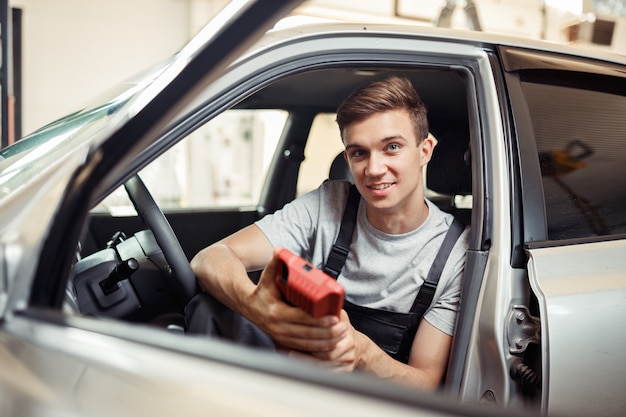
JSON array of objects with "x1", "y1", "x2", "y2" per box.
[{"x1": 186, "y1": 76, "x2": 469, "y2": 391}]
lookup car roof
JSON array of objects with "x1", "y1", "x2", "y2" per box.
[
  {"x1": 231, "y1": 21, "x2": 624, "y2": 134},
  {"x1": 261, "y1": 21, "x2": 626, "y2": 65}
]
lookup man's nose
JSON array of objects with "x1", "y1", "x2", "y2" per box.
[{"x1": 365, "y1": 153, "x2": 387, "y2": 177}]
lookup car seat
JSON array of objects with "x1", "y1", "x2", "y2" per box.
[
  {"x1": 328, "y1": 152, "x2": 353, "y2": 183},
  {"x1": 426, "y1": 129, "x2": 472, "y2": 225}
]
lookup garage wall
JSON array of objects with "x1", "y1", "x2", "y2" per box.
[{"x1": 11, "y1": 0, "x2": 221, "y2": 136}]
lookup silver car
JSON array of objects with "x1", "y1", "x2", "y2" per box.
[{"x1": 1, "y1": 1, "x2": 625, "y2": 416}]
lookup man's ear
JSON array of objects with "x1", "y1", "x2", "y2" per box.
[{"x1": 420, "y1": 136, "x2": 436, "y2": 166}]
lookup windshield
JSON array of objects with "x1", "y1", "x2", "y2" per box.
[
  {"x1": 1, "y1": 102, "x2": 122, "y2": 160},
  {"x1": 0, "y1": 59, "x2": 172, "y2": 177},
  {"x1": 0, "y1": 97, "x2": 131, "y2": 198}
]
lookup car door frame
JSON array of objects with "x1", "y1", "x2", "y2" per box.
[{"x1": 191, "y1": 32, "x2": 509, "y2": 406}]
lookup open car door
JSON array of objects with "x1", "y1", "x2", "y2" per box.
[{"x1": 527, "y1": 240, "x2": 626, "y2": 417}]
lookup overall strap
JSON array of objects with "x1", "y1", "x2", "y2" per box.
[
  {"x1": 323, "y1": 184, "x2": 360, "y2": 279},
  {"x1": 409, "y1": 217, "x2": 465, "y2": 316}
]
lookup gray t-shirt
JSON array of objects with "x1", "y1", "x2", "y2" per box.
[{"x1": 255, "y1": 180, "x2": 469, "y2": 336}]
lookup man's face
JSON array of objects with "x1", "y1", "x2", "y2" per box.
[{"x1": 343, "y1": 109, "x2": 434, "y2": 215}]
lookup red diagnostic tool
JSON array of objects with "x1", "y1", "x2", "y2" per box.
[{"x1": 275, "y1": 248, "x2": 344, "y2": 318}]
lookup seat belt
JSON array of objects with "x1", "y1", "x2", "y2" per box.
[{"x1": 323, "y1": 184, "x2": 466, "y2": 313}]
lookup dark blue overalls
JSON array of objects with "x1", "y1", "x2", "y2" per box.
[{"x1": 323, "y1": 185, "x2": 465, "y2": 364}]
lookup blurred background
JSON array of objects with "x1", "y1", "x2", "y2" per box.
[
  {"x1": 3, "y1": 0, "x2": 625, "y2": 140},
  {"x1": 1, "y1": 0, "x2": 625, "y2": 211}
]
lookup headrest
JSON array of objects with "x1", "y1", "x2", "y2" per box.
[
  {"x1": 427, "y1": 129, "x2": 472, "y2": 196},
  {"x1": 329, "y1": 152, "x2": 353, "y2": 183}
]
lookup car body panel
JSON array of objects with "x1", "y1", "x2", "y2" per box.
[
  {"x1": 527, "y1": 239, "x2": 626, "y2": 417},
  {"x1": 0, "y1": 144, "x2": 89, "y2": 316},
  {"x1": 0, "y1": 313, "x2": 504, "y2": 417}
]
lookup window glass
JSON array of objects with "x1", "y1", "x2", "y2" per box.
[
  {"x1": 95, "y1": 109, "x2": 287, "y2": 214},
  {"x1": 522, "y1": 78, "x2": 626, "y2": 240}
]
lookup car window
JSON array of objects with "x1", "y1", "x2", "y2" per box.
[
  {"x1": 95, "y1": 109, "x2": 287, "y2": 213},
  {"x1": 521, "y1": 75, "x2": 626, "y2": 240}
]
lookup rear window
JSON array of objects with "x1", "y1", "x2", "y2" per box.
[{"x1": 522, "y1": 74, "x2": 626, "y2": 240}]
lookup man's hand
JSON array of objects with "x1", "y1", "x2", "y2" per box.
[
  {"x1": 299, "y1": 309, "x2": 452, "y2": 391},
  {"x1": 307, "y1": 310, "x2": 361, "y2": 372},
  {"x1": 245, "y1": 247, "x2": 347, "y2": 353}
]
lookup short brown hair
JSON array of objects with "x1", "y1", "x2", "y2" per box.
[{"x1": 335, "y1": 76, "x2": 428, "y2": 143}]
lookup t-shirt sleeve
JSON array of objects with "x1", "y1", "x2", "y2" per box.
[{"x1": 254, "y1": 186, "x2": 322, "y2": 258}]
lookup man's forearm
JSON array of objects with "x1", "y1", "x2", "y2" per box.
[
  {"x1": 355, "y1": 332, "x2": 442, "y2": 391},
  {"x1": 190, "y1": 243, "x2": 257, "y2": 317}
]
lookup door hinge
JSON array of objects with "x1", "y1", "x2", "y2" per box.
[{"x1": 507, "y1": 305, "x2": 541, "y2": 354}]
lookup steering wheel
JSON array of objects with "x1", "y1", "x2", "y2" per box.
[{"x1": 124, "y1": 175, "x2": 198, "y2": 305}]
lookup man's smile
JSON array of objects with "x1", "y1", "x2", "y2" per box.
[{"x1": 367, "y1": 182, "x2": 394, "y2": 190}]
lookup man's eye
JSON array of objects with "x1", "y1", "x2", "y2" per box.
[
  {"x1": 386, "y1": 143, "x2": 401, "y2": 151},
  {"x1": 350, "y1": 150, "x2": 366, "y2": 158}
]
